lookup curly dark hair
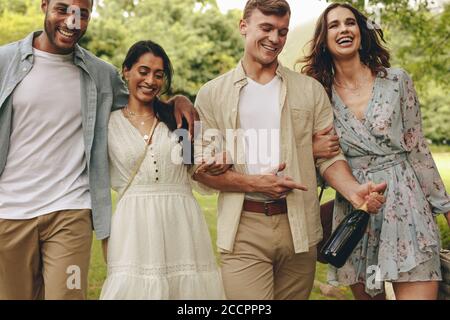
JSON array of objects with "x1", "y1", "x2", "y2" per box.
[{"x1": 300, "y1": 3, "x2": 391, "y2": 98}]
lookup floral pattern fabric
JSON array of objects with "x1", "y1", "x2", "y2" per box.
[{"x1": 327, "y1": 68, "x2": 450, "y2": 297}]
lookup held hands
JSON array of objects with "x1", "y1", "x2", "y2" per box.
[
  {"x1": 196, "y1": 151, "x2": 234, "y2": 176},
  {"x1": 350, "y1": 181, "x2": 387, "y2": 214},
  {"x1": 254, "y1": 163, "x2": 308, "y2": 199},
  {"x1": 313, "y1": 126, "x2": 341, "y2": 160}
]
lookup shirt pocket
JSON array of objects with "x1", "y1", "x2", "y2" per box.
[{"x1": 291, "y1": 108, "x2": 313, "y2": 146}]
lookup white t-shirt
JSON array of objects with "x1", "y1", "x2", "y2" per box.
[
  {"x1": 239, "y1": 76, "x2": 281, "y2": 176},
  {"x1": 0, "y1": 48, "x2": 91, "y2": 219},
  {"x1": 239, "y1": 75, "x2": 282, "y2": 201}
]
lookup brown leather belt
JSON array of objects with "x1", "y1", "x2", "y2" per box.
[{"x1": 243, "y1": 199, "x2": 287, "y2": 216}]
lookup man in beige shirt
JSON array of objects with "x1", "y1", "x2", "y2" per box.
[{"x1": 193, "y1": 0, "x2": 386, "y2": 300}]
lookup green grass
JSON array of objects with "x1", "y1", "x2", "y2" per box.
[
  {"x1": 87, "y1": 152, "x2": 450, "y2": 300},
  {"x1": 430, "y1": 145, "x2": 450, "y2": 154}
]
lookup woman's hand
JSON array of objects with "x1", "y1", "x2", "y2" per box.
[
  {"x1": 102, "y1": 238, "x2": 109, "y2": 264},
  {"x1": 313, "y1": 126, "x2": 341, "y2": 160},
  {"x1": 196, "y1": 151, "x2": 233, "y2": 176}
]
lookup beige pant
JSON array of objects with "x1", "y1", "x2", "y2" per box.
[
  {"x1": 220, "y1": 211, "x2": 317, "y2": 300},
  {"x1": 0, "y1": 210, "x2": 93, "y2": 300}
]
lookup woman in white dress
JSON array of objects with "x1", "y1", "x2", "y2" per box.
[{"x1": 100, "y1": 40, "x2": 225, "y2": 300}]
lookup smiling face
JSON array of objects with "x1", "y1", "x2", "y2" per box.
[
  {"x1": 41, "y1": 0, "x2": 92, "y2": 54},
  {"x1": 240, "y1": 8, "x2": 290, "y2": 67},
  {"x1": 326, "y1": 6, "x2": 361, "y2": 60},
  {"x1": 123, "y1": 52, "x2": 165, "y2": 106}
]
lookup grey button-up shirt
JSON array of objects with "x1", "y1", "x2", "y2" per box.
[{"x1": 0, "y1": 31, "x2": 128, "y2": 239}]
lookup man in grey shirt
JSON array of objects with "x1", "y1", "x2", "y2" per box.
[{"x1": 0, "y1": 0, "x2": 195, "y2": 299}]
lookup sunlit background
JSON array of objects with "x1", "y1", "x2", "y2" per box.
[{"x1": 0, "y1": 0, "x2": 448, "y2": 300}]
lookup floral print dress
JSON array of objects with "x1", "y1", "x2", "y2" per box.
[{"x1": 327, "y1": 68, "x2": 450, "y2": 297}]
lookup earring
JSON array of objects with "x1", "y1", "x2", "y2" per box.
[
  {"x1": 322, "y1": 46, "x2": 326, "y2": 53},
  {"x1": 359, "y1": 44, "x2": 363, "y2": 50}
]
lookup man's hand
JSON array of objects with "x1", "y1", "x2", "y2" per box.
[
  {"x1": 445, "y1": 212, "x2": 450, "y2": 228},
  {"x1": 196, "y1": 151, "x2": 233, "y2": 176},
  {"x1": 102, "y1": 238, "x2": 109, "y2": 264},
  {"x1": 313, "y1": 126, "x2": 340, "y2": 160},
  {"x1": 253, "y1": 163, "x2": 308, "y2": 199},
  {"x1": 349, "y1": 182, "x2": 387, "y2": 214},
  {"x1": 169, "y1": 95, "x2": 199, "y2": 139}
]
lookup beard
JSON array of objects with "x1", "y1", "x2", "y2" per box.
[{"x1": 43, "y1": 12, "x2": 86, "y2": 54}]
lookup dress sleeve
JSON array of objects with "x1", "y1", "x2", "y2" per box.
[{"x1": 399, "y1": 70, "x2": 450, "y2": 215}]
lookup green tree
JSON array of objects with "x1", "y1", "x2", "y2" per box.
[
  {"x1": 0, "y1": 0, "x2": 42, "y2": 45},
  {"x1": 84, "y1": 0, "x2": 243, "y2": 99}
]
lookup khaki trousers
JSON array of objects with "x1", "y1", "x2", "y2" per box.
[
  {"x1": 220, "y1": 211, "x2": 316, "y2": 300},
  {"x1": 0, "y1": 209, "x2": 93, "y2": 300}
]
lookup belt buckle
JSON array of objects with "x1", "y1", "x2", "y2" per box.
[{"x1": 264, "y1": 200, "x2": 277, "y2": 216}]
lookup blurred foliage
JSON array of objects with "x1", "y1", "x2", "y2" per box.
[
  {"x1": 0, "y1": 0, "x2": 448, "y2": 143},
  {"x1": 0, "y1": 0, "x2": 243, "y2": 100},
  {"x1": 438, "y1": 215, "x2": 450, "y2": 250},
  {"x1": 81, "y1": 0, "x2": 243, "y2": 99},
  {"x1": 0, "y1": 0, "x2": 42, "y2": 44}
]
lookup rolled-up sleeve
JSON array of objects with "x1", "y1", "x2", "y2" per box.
[
  {"x1": 312, "y1": 80, "x2": 347, "y2": 176},
  {"x1": 189, "y1": 84, "x2": 222, "y2": 195}
]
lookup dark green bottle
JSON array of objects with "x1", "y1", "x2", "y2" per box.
[{"x1": 320, "y1": 204, "x2": 369, "y2": 268}]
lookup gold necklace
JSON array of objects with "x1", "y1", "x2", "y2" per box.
[
  {"x1": 333, "y1": 79, "x2": 363, "y2": 91},
  {"x1": 333, "y1": 74, "x2": 372, "y2": 97},
  {"x1": 125, "y1": 106, "x2": 154, "y2": 126},
  {"x1": 143, "y1": 117, "x2": 159, "y2": 144}
]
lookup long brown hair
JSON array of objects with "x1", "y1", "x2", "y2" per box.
[{"x1": 300, "y1": 3, "x2": 391, "y2": 98}]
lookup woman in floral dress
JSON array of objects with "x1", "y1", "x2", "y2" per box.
[{"x1": 301, "y1": 3, "x2": 450, "y2": 299}]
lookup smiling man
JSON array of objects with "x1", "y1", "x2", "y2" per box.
[
  {"x1": 38, "y1": 0, "x2": 92, "y2": 53},
  {"x1": 193, "y1": 0, "x2": 387, "y2": 300},
  {"x1": 0, "y1": 0, "x2": 195, "y2": 300}
]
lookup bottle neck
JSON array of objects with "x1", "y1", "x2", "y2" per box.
[{"x1": 358, "y1": 202, "x2": 369, "y2": 213}]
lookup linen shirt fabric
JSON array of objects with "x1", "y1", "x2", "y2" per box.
[{"x1": 194, "y1": 61, "x2": 347, "y2": 254}]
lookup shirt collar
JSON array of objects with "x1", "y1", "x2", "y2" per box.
[{"x1": 233, "y1": 59, "x2": 287, "y2": 87}]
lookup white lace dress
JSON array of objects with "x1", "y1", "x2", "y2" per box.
[{"x1": 100, "y1": 111, "x2": 224, "y2": 300}]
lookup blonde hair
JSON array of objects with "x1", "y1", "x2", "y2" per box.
[{"x1": 243, "y1": 0, "x2": 291, "y2": 20}]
